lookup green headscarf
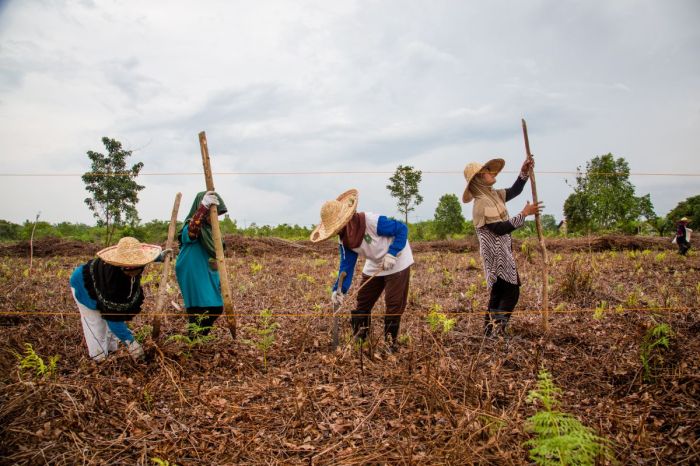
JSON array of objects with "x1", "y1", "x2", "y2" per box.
[{"x1": 179, "y1": 191, "x2": 228, "y2": 258}]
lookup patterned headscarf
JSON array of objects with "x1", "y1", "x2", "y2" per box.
[{"x1": 469, "y1": 175, "x2": 509, "y2": 229}]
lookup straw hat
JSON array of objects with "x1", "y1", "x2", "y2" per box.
[
  {"x1": 310, "y1": 189, "x2": 359, "y2": 243},
  {"x1": 462, "y1": 158, "x2": 505, "y2": 203},
  {"x1": 680, "y1": 217, "x2": 690, "y2": 223},
  {"x1": 97, "y1": 237, "x2": 162, "y2": 267}
]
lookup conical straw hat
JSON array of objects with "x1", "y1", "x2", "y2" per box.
[
  {"x1": 310, "y1": 189, "x2": 359, "y2": 243},
  {"x1": 97, "y1": 237, "x2": 162, "y2": 267},
  {"x1": 462, "y1": 158, "x2": 505, "y2": 203}
]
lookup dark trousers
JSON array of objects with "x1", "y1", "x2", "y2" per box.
[
  {"x1": 186, "y1": 306, "x2": 223, "y2": 335},
  {"x1": 677, "y1": 238, "x2": 691, "y2": 255},
  {"x1": 485, "y1": 277, "x2": 520, "y2": 334},
  {"x1": 352, "y1": 266, "x2": 411, "y2": 342}
]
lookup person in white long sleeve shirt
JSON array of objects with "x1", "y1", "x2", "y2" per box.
[{"x1": 311, "y1": 189, "x2": 414, "y2": 348}]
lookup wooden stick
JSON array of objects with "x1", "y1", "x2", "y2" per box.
[
  {"x1": 152, "y1": 192, "x2": 182, "y2": 339},
  {"x1": 521, "y1": 119, "x2": 549, "y2": 331},
  {"x1": 198, "y1": 131, "x2": 237, "y2": 338}
]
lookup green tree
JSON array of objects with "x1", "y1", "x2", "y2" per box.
[
  {"x1": 82, "y1": 137, "x2": 144, "y2": 245},
  {"x1": 433, "y1": 194, "x2": 465, "y2": 239},
  {"x1": 386, "y1": 165, "x2": 423, "y2": 225},
  {"x1": 665, "y1": 194, "x2": 700, "y2": 232},
  {"x1": 563, "y1": 154, "x2": 655, "y2": 233}
]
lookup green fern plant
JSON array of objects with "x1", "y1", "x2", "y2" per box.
[
  {"x1": 243, "y1": 309, "x2": 279, "y2": 370},
  {"x1": 151, "y1": 458, "x2": 178, "y2": 466},
  {"x1": 133, "y1": 324, "x2": 153, "y2": 343},
  {"x1": 524, "y1": 369, "x2": 615, "y2": 465},
  {"x1": 426, "y1": 303, "x2": 456, "y2": 334},
  {"x1": 15, "y1": 343, "x2": 59, "y2": 378},
  {"x1": 640, "y1": 322, "x2": 673, "y2": 382},
  {"x1": 167, "y1": 315, "x2": 216, "y2": 352}
]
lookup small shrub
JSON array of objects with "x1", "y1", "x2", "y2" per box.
[
  {"x1": 467, "y1": 257, "x2": 479, "y2": 270},
  {"x1": 524, "y1": 369, "x2": 615, "y2": 465},
  {"x1": 133, "y1": 324, "x2": 153, "y2": 344},
  {"x1": 243, "y1": 309, "x2": 279, "y2": 370},
  {"x1": 441, "y1": 269, "x2": 454, "y2": 286},
  {"x1": 249, "y1": 261, "x2": 263, "y2": 274},
  {"x1": 426, "y1": 303, "x2": 456, "y2": 334},
  {"x1": 167, "y1": 315, "x2": 216, "y2": 352},
  {"x1": 558, "y1": 259, "x2": 593, "y2": 301},
  {"x1": 296, "y1": 273, "x2": 315, "y2": 284},
  {"x1": 654, "y1": 252, "x2": 666, "y2": 262},
  {"x1": 15, "y1": 343, "x2": 59, "y2": 378},
  {"x1": 593, "y1": 301, "x2": 607, "y2": 320},
  {"x1": 640, "y1": 321, "x2": 673, "y2": 382}
]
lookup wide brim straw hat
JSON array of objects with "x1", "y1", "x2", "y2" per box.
[
  {"x1": 680, "y1": 217, "x2": 690, "y2": 223},
  {"x1": 97, "y1": 237, "x2": 162, "y2": 267},
  {"x1": 462, "y1": 158, "x2": 505, "y2": 203},
  {"x1": 310, "y1": 189, "x2": 359, "y2": 243}
]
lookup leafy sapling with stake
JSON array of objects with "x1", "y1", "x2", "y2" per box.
[{"x1": 310, "y1": 189, "x2": 414, "y2": 351}]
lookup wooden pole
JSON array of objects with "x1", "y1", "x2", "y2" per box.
[
  {"x1": 521, "y1": 119, "x2": 549, "y2": 331},
  {"x1": 198, "y1": 131, "x2": 237, "y2": 338},
  {"x1": 152, "y1": 192, "x2": 182, "y2": 339}
]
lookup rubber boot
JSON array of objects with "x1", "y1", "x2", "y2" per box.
[
  {"x1": 384, "y1": 315, "x2": 401, "y2": 347},
  {"x1": 351, "y1": 309, "x2": 370, "y2": 341},
  {"x1": 484, "y1": 310, "x2": 497, "y2": 336}
]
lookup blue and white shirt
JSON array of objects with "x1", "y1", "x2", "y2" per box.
[{"x1": 333, "y1": 213, "x2": 414, "y2": 293}]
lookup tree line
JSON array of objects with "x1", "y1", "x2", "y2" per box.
[{"x1": 1, "y1": 138, "x2": 697, "y2": 244}]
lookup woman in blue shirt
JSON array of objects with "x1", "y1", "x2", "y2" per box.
[{"x1": 70, "y1": 237, "x2": 162, "y2": 361}]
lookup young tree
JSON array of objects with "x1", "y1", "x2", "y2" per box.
[
  {"x1": 82, "y1": 137, "x2": 144, "y2": 245},
  {"x1": 386, "y1": 165, "x2": 423, "y2": 224},
  {"x1": 563, "y1": 154, "x2": 655, "y2": 233},
  {"x1": 433, "y1": 194, "x2": 465, "y2": 239}
]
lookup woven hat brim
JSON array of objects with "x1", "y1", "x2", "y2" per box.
[
  {"x1": 97, "y1": 245, "x2": 162, "y2": 267},
  {"x1": 462, "y1": 158, "x2": 505, "y2": 203},
  {"x1": 310, "y1": 189, "x2": 359, "y2": 243}
]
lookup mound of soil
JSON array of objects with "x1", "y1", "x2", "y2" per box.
[{"x1": 0, "y1": 234, "x2": 682, "y2": 258}]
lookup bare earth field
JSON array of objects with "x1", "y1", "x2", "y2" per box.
[{"x1": 0, "y1": 236, "x2": 698, "y2": 465}]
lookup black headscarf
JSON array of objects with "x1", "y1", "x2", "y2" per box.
[{"x1": 82, "y1": 258, "x2": 144, "y2": 321}]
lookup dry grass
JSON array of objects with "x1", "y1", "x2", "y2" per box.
[{"x1": 0, "y1": 237, "x2": 698, "y2": 465}]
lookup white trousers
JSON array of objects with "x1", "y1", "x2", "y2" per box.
[{"x1": 71, "y1": 288, "x2": 119, "y2": 361}]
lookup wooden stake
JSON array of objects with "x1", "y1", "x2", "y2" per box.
[
  {"x1": 198, "y1": 131, "x2": 237, "y2": 338},
  {"x1": 521, "y1": 119, "x2": 549, "y2": 331},
  {"x1": 152, "y1": 192, "x2": 182, "y2": 339}
]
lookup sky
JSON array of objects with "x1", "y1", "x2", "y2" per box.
[{"x1": 0, "y1": 0, "x2": 698, "y2": 227}]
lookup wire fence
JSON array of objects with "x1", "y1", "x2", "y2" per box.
[{"x1": 1, "y1": 170, "x2": 699, "y2": 177}]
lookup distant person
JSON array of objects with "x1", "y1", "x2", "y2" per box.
[
  {"x1": 310, "y1": 189, "x2": 413, "y2": 350},
  {"x1": 674, "y1": 217, "x2": 692, "y2": 256},
  {"x1": 462, "y1": 156, "x2": 542, "y2": 336},
  {"x1": 70, "y1": 237, "x2": 165, "y2": 361},
  {"x1": 175, "y1": 191, "x2": 227, "y2": 335}
]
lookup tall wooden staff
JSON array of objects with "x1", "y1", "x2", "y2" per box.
[
  {"x1": 152, "y1": 192, "x2": 182, "y2": 339},
  {"x1": 199, "y1": 131, "x2": 237, "y2": 338},
  {"x1": 521, "y1": 119, "x2": 549, "y2": 331}
]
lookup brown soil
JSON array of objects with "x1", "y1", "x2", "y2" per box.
[{"x1": 0, "y1": 242, "x2": 698, "y2": 464}]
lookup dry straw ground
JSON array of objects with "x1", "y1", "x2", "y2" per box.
[{"x1": 0, "y1": 235, "x2": 698, "y2": 465}]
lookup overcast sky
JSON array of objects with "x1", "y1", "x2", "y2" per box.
[{"x1": 0, "y1": 0, "x2": 698, "y2": 227}]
